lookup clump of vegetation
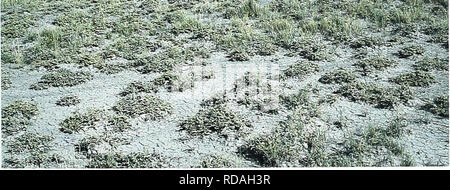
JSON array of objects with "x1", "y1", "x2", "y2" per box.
[
  {"x1": 397, "y1": 45, "x2": 425, "y2": 58},
  {"x1": 75, "y1": 135, "x2": 131, "y2": 158},
  {"x1": 179, "y1": 104, "x2": 251, "y2": 137},
  {"x1": 137, "y1": 57, "x2": 178, "y2": 73},
  {"x1": 114, "y1": 93, "x2": 172, "y2": 119},
  {"x1": 288, "y1": 36, "x2": 330, "y2": 61},
  {"x1": 422, "y1": 95, "x2": 449, "y2": 117},
  {"x1": 413, "y1": 56, "x2": 448, "y2": 71},
  {"x1": 354, "y1": 56, "x2": 397, "y2": 74},
  {"x1": 199, "y1": 154, "x2": 245, "y2": 168},
  {"x1": 279, "y1": 89, "x2": 310, "y2": 110},
  {"x1": 390, "y1": 71, "x2": 435, "y2": 87},
  {"x1": 228, "y1": 48, "x2": 251, "y2": 61},
  {"x1": 319, "y1": 69, "x2": 356, "y2": 84},
  {"x1": 152, "y1": 72, "x2": 194, "y2": 92},
  {"x1": 233, "y1": 72, "x2": 280, "y2": 114},
  {"x1": 59, "y1": 109, "x2": 105, "y2": 134},
  {"x1": 120, "y1": 81, "x2": 158, "y2": 96},
  {"x1": 327, "y1": 117, "x2": 412, "y2": 167},
  {"x1": 336, "y1": 82, "x2": 412, "y2": 109},
  {"x1": 239, "y1": 110, "x2": 324, "y2": 166},
  {"x1": 7, "y1": 132, "x2": 53, "y2": 154},
  {"x1": 87, "y1": 152, "x2": 168, "y2": 168},
  {"x1": 30, "y1": 69, "x2": 93, "y2": 90},
  {"x1": 3, "y1": 153, "x2": 64, "y2": 168},
  {"x1": 282, "y1": 61, "x2": 320, "y2": 78},
  {"x1": 1, "y1": 100, "x2": 39, "y2": 135},
  {"x1": 350, "y1": 36, "x2": 381, "y2": 49},
  {"x1": 56, "y1": 95, "x2": 81, "y2": 106},
  {"x1": 107, "y1": 114, "x2": 132, "y2": 132},
  {"x1": 2, "y1": 74, "x2": 12, "y2": 89}
]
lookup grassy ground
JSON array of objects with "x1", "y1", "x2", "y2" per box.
[{"x1": 1, "y1": 0, "x2": 448, "y2": 168}]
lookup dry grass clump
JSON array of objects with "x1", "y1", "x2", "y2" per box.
[
  {"x1": 7, "y1": 132, "x2": 53, "y2": 154},
  {"x1": 239, "y1": 110, "x2": 324, "y2": 167},
  {"x1": 350, "y1": 36, "x2": 381, "y2": 49},
  {"x1": 353, "y1": 56, "x2": 397, "y2": 73},
  {"x1": 59, "y1": 109, "x2": 105, "y2": 134},
  {"x1": 413, "y1": 56, "x2": 448, "y2": 71},
  {"x1": 319, "y1": 69, "x2": 356, "y2": 84},
  {"x1": 56, "y1": 95, "x2": 81, "y2": 106},
  {"x1": 336, "y1": 82, "x2": 412, "y2": 109},
  {"x1": 422, "y1": 95, "x2": 449, "y2": 117},
  {"x1": 390, "y1": 71, "x2": 435, "y2": 87},
  {"x1": 30, "y1": 69, "x2": 93, "y2": 90},
  {"x1": 179, "y1": 103, "x2": 251, "y2": 137},
  {"x1": 397, "y1": 45, "x2": 425, "y2": 58},
  {"x1": 282, "y1": 61, "x2": 320, "y2": 78},
  {"x1": 1, "y1": 100, "x2": 39, "y2": 135},
  {"x1": 87, "y1": 152, "x2": 169, "y2": 168},
  {"x1": 114, "y1": 93, "x2": 172, "y2": 119},
  {"x1": 2, "y1": 74, "x2": 12, "y2": 89},
  {"x1": 232, "y1": 72, "x2": 280, "y2": 114}
]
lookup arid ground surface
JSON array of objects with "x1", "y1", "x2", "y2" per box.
[{"x1": 1, "y1": 0, "x2": 449, "y2": 168}]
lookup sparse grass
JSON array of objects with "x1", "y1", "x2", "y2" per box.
[
  {"x1": 350, "y1": 36, "x2": 381, "y2": 49},
  {"x1": 422, "y1": 95, "x2": 449, "y2": 117},
  {"x1": 354, "y1": 56, "x2": 397, "y2": 74},
  {"x1": 114, "y1": 93, "x2": 172, "y2": 119},
  {"x1": 279, "y1": 89, "x2": 310, "y2": 110},
  {"x1": 87, "y1": 152, "x2": 169, "y2": 168},
  {"x1": 282, "y1": 61, "x2": 320, "y2": 78},
  {"x1": 120, "y1": 81, "x2": 158, "y2": 96},
  {"x1": 397, "y1": 45, "x2": 425, "y2": 58},
  {"x1": 30, "y1": 69, "x2": 93, "y2": 90},
  {"x1": 107, "y1": 114, "x2": 132, "y2": 132},
  {"x1": 199, "y1": 154, "x2": 245, "y2": 168},
  {"x1": 179, "y1": 104, "x2": 251, "y2": 137},
  {"x1": 56, "y1": 95, "x2": 81, "y2": 106},
  {"x1": 239, "y1": 110, "x2": 324, "y2": 167},
  {"x1": 413, "y1": 56, "x2": 449, "y2": 71},
  {"x1": 7, "y1": 132, "x2": 53, "y2": 154},
  {"x1": 319, "y1": 69, "x2": 356, "y2": 84},
  {"x1": 1, "y1": 100, "x2": 39, "y2": 135},
  {"x1": 336, "y1": 82, "x2": 412, "y2": 109},
  {"x1": 59, "y1": 109, "x2": 105, "y2": 134},
  {"x1": 286, "y1": 35, "x2": 330, "y2": 61},
  {"x1": 2, "y1": 74, "x2": 12, "y2": 89},
  {"x1": 391, "y1": 71, "x2": 435, "y2": 87}
]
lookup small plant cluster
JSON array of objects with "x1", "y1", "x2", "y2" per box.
[
  {"x1": 59, "y1": 109, "x2": 105, "y2": 134},
  {"x1": 114, "y1": 93, "x2": 172, "y2": 119},
  {"x1": 390, "y1": 71, "x2": 435, "y2": 87},
  {"x1": 86, "y1": 152, "x2": 169, "y2": 168},
  {"x1": 180, "y1": 95, "x2": 251, "y2": 137},
  {"x1": 319, "y1": 69, "x2": 356, "y2": 84},
  {"x1": 413, "y1": 56, "x2": 449, "y2": 71},
  {"x1": 233, "y1": 72, "x2": 280, "y2": 114},
  {"x1": 328, "y1": 117, "x2": 413, "y2": 167},
  {"x1": 239, "y1": 110, "x2": 324, "y2": 167},
  {"x1": 3, "y1": 131, "x2": 63, "y2": 168},
  {"x1": 287, "y1": 36, "x2": 330, "y2": 61},
  {"x1": 2, "y1": 74, "x2": 12, "y2": 89},
  {"x1": 1, "y1": 100, "x2": 39, "y2": 136},
  {"x1": 199, "y1": 154, "x2": 245, "y2": 168},
  {"x1": 279, "y1": 89, "x2": 310, "y2": 110},
  {"x1": 354, "y1": 56, "x2": 397, "y2": 74},
  {"x1": 422, "y1": 95, "x2": 449, "y2": 117},
  {"x1": 56, "y1": 95, "x2": 81, "y2": 106},
  {"x1": 397, "y1": 45, "x2": 425, "y2": 58},
  {"x1": 336, "y1": 82, "x2": 412, "y2": 109},
  {"x1": 350, "y1": 36, "x2": 381, "y2": 49},
  {"x1": 282, "y1": 61, "x2": 320, "y2": 79},
  {"x1": 30, "y1": 69, "x2": 93, "y2": 90}
]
